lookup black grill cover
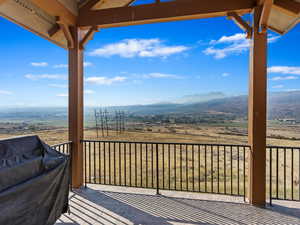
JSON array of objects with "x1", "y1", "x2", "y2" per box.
[{"x1": 0, "y1": 135, "x2": 70, "y2": 225}]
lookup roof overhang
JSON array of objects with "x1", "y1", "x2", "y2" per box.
[{"x1": 0, "y1": 0, "x2": 299, "y2": 49}]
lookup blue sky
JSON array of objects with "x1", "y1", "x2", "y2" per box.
[{"x1": 0, "y1": 15, "x2": 299, "y2": 107}]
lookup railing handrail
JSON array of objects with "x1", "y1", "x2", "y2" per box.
[
  {"x1": 82, "y1": 139, "x2": 300, "y2": 150},
  {"x1": 81, "y1": 139, "x2": 250, "y2": 148},
  {"x1": 267, "y1": 145, "x2": 300, "y2": 150}
]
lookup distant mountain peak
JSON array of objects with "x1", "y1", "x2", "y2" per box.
[{"x1": 173, "y1": 92, "x2": 226, "y2": 104}]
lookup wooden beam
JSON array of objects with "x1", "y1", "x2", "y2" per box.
[
  {"x1": 0, "y1": 0, "x2": 7, "y2": 5},
  {"x1": 78, "y1": 0, "x2": 255, "y2": 28},
  {"x1": 80, "y1": 0, "x2": 101, "y2": 12},
  {"x1": 126, "y1": 0, "x2": 137, "y2": 6},
  {"x1": 69, "y1": 27, "x2": 84, "y2": 189},
  {"x1": 273, "y1": 0, "x2": 300, "y2": 17},
  {"x1": 227, "y1": 12, "x2": 253, "y2": 39},
  {"x1": 248, "y1": 6, "x2": 267, "y2": 207},
  {"x1": 79, "y1": 26, "x2": 99, "y2": 49},
  {"x1": 57, "y1": 17, "x2": 74, "y2": 48},
  {"x1": 48, "y1": 24, "x2": 60, "y2": 37},
  {"x1": 30, "y1": 0, "x2": 76, "y2": 25},
  {"x1": 259, "y1": 0, "x2": 273, "y2": 33}
]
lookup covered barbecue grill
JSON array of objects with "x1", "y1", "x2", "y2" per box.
[{"x1": 0, "y1": 135, "x2": 70, "y2": 225}]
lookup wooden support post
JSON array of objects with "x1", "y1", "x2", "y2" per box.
[
  {"x1": 69, "y1": 27, "x2": 84, "y2": 188},
  {"x1": 248, "y1": 6, "x2": 267, "y2": 207}
]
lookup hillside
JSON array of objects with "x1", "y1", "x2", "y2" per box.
[{"x1": 0, "y1": 91, "x2": 299, "y2": 122}]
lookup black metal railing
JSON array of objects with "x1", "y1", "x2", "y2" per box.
[
  {"x1": 82, "y1": 140, "x2": 249, "y2": 198},
  {"x1": 51, "y1": 141, "x2": 72, "y2": 155},
  {"x1": 51, "y1": 141, "x2": 72, "y2": 188},
  {"x1": 267, "y1": 146, "x2": 300, "y2": 204}
]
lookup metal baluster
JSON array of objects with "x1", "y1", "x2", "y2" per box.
[
  {"x1": 129, "y1": 143, "x2": 132, "y2": 187},
  {"x1": 270, "y1": 148, "x2": 272, "y2": 205},
  {"x1": 114, "y1": 142, "x2": 116, "y2": 185},
  {"x1": 109, "y1": 142, "x2": 111, "y2": 185},
  {"x1": 94, "y1": 142, "x2": 96, "y2": 183},
  {"x1": 135, "y1": 143, "x2": 137, "y2": 187},
  {"x1": 192, "y1": 145, "x2": 195, "y2": 192},
  {"x1": 156, "y1": 144, "x2": 159, "y2": 194},
  {"x1": 186, "y1": 145, "x2": 188, "y2": 191},
  {"x1": 211, "y1": 145, "x2": 213, "y2": 193},
  {"x1": 217, "y1": 145, "x2": 220, "y2": 193},
  {"x1": 291, "y1": 148, "x2": 294, "y2": 201},
  {"x1": 230, "y1": 146, "x2": 233, "y2": 195},
  {"x1": 284, "y1": 148, "x2": 287, "y2": 199},
  {"x1": 276, "y1": 147, "x2": 279, "y2": 199},
  {"x1": 205, "y1": 145, "x2": 207, "y2": 193},
  {"x1": 237, "y1": 146, "x2": 240, "y2": 195},
  {"x1": 124, "y1": 143, "x2": 127, "y2": 186},
  {"x1": 243, "y1": 146, "x2": 246, "y2": 201},
  {"x1": 180, "y1": 144, "x2": 183, "y2": 191}
]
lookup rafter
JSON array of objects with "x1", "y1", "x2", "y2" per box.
[
  {"x1": 80, "y1": 0, "x2": 102, "y2": 12},
  {"x1": 79, "y1": 26, "x2": 99, "y2": 49},
  {"x1": 30, "y1": 0, "x2": 76, "y2": 25},
  {"x1": 78, "y1": 0, "x2": 255, "y2": 28},
  {"x1": 48, "y1": 24, "x2": 60, "y2": 37},
  {"x1": 273, "y1": 0, "x2": 300, "y2": 17},
  {"x1": 227, "y1": 12, "x2": 253, "y2": 39},
  {"x1": 259, "y1": 0, "x2": 273, "y2": 33}
]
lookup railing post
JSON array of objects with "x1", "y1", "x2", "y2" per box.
[{"x1": 156, "y1": 144, "x2": 160, "y2": 195}]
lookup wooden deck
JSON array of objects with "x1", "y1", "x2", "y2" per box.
[{"x1": 56, "y1": 184, "x2": 300, "y2": 225}]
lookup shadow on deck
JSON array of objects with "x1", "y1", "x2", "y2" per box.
[{"x1": 56, "y1": 184, "x2": 300, "y2": 225}]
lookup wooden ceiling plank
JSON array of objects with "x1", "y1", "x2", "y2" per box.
[
  {"x1": 0, "y1": 0, "x2": 7, "y2": 5},
  {"x1": 227, "y1": 12, "x2": 253, "y2": 39},
  {"x1": 78, "y1": 0, "x2": 255, "y2": 28},
  {"x1": 30, "y1": 0, "x2": 76, "y2": 25}
]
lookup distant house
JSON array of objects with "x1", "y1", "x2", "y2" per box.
[{"x1": 278, "y1": 118, "x2": 297, "y2": 124}]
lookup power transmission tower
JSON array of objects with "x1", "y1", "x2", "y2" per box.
[
  {"x1": 100, "y1": 108, "x2": 105, "y2": 137},
  {"x1": 94, "y1": 109, "x2": 99, "y2": 138},
  {"x1": 104, "y1": 109, "x2": 109, "y2": 136}
]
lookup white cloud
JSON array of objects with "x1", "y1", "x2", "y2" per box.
[
  {"x1": 0, "y1": 90, "x2": 13, "y2": 95},
  {"x1": 272, "y1": 85, "x2": 284, "y2": 89},
  {"x1": 143, "y1": 73, "x2": 182, "y2": 79},
  {"x1": 30, "y1": 62, "x2": 48, "y2": 67},
  {"x1": 270, "y1": 76, "x2": 298, "y2": 81},
  {"x1": 268, "y1": 66, "x2": 300, "y2": 75},
  {"x1": 49, "y1": 84, "x2": 68, "y2": 88},
  {"x1": 53, "y1": 62, "x2": 93, "y2": 68},
  {"x1": 210, "y1": 33, "x2": 246, "y2": 45},
  {"x1": 53, "y1": 64, "x2": 68, "y2": 68},
  {"x1": 204, "y1": 33, "x2": 279, "y2": 59},
  {"x1": 86, "y1": 76, "x2": 127, "y2": 85},
  {"x1": 222, "y1": 73, "x2": 230, "y2": 77},
  {"x1": 89, "y1": 38, "x2": 189, "y2": 58},
  {"x1": 285, "y1": 89, "x2": 300, "y2": 92},
  {"x1": 84, "y1": 89, "x2": 95, "y2": 94},
  {"x1": 25, "y1": 74, "x2": 66, "y2": 80},
  {"x1": 56, "y1": 93, "x2": 68, "y2": 97},
  {"x1": 84, "y1": 62, "x2": 93, "y2": 67}
]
